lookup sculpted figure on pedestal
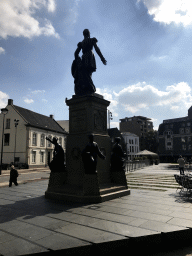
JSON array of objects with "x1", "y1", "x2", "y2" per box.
[
  {"x1": 82, "y1": 134, "x2": 105, "y2": 174},
  {"x1": 46, "y1": 137, "x2": 66, "y2": 172},
  {"x1": 71, "y1": 29, "x2": 107, "y2": 96}
]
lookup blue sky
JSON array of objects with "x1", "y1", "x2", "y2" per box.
[{"x1": 1, "y1": 0, "x2": 192, "y2": 130}]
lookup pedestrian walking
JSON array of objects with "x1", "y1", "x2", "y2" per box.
[
  {"x1": 9, "y1": 165, "x2": 19, "y2": 187},
  {"x1": 177, "y1": 155, "x2": 185, "y2": 175}
]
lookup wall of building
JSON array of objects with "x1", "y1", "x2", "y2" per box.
[
  {"x1": 0, "y1": 105, "x2": 27, "y2": 165},
  {"x1": 28, "y1": 127, "x2": 66, "y2": 168},
  {"x1": 121, "y1": 132, "x2": 140, "y2": 160}
]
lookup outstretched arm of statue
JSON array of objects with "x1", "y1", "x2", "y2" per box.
[
  {"x1": 94, "y1": 43, "x2": 107, "y2": 65},
  {"x1": 46, "y1": 136, "x2": 53, "y2": 144}
]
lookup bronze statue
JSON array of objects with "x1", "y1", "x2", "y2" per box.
[
  {"x1": 82, "y1": 134, "x2": 105, "y2": 174},
  {"x1": 72, "y1": 29, "x2": 107, "y2": 96},
  {"x1": 111, "y1": 137, "x2": 126, "y2": 172},
  {"x1": 46, "y1": 137, "x2": 66, "y2": 172}
]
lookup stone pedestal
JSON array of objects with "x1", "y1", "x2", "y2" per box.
[{"x1": 45, "y1": 93, "x2": 130, "y2": 203}]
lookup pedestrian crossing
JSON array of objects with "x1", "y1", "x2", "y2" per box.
[{"x1": 126, "y1": 173, "x2": 179, "y2": 191}]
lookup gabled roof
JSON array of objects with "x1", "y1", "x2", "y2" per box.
[{"x1": 13, "y1": 105, "x2": 66, "y2": 134}]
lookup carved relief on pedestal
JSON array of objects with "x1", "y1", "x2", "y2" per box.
[
  {"x1": 71, "y1": 110, "x2": 86, "y2": 132},
  {"x1": 94, "y1": 110, "x2": 106, "y2": 131}
]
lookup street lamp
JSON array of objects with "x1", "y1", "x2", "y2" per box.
[
  {"x1": 0, "y1": 108, "x2": 8, "y2": 175},
  {"x1": 14, "y1": 119, "x2": 19, "y2": 166}
]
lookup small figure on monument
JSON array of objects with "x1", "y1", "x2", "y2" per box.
[
  {"x1": 82, "y1": 134, "x2": 105, "y2": 174},
  {"x1": 71, "y1": 29, "x2": 107, "y2": 96},
  {"x1": 46, "y1": 137, "x2": 66, "y2": 172},
  {"x1": 111, "y1": 137, "x2": 126, "y2": 172}
]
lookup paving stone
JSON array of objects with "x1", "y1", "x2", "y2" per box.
[
  {"x1": 139, "y1": 220, "x2": 186, "y2": 232},
  {"x1": 88, "y1": 219, "x2": 158, "y2": 237},
  {"x1": 35, "y1": 233, "x2": 91, "y2": 251},
  {"x1": 56, "y1": 223, "x2": 127, "y2": 244},
  {"x1": 0, "y1": 237, "x2": 48, "y2": 256}
]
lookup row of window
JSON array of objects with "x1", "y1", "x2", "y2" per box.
[
  {"x1": 32, "y1": 133, "x2": 63, "y2": 147},
  {"x1": 129, "y1": 146, "x2": 139, "y2": 153},
  {"x1": 3, "y1": 133, "x2": 64, "y2": 147},
  {"x1": 165, "y1": 122, "x2": 191, "y2": 129}
]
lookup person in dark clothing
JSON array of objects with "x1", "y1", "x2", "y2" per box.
[
  {"x1": 9, "y1": 165, "x2": 19, "y2": 187},
  {"x1": 82, "y1": 134, "x2": 105, "y2": 174}
]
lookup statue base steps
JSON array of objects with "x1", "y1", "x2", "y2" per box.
[{"x1": 45, "y1": 182, "x2": 130, "y2": 203}]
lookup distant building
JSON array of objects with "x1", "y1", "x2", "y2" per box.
[
  {"x1": 121, "y1": 132, "x2": 140, "y2": 160},
  {"x1": 158, "y1": 107, "x2": 192, "y2": 162},
  {"x1": 119, "y1": 116, "x2": 153, "y2": 150},
  {"x1": 0, "y1": 99, "x2": 67, "y2": 168},
  {"x1": 56, "y1": 120, "x2": 69, "y2": 133}
]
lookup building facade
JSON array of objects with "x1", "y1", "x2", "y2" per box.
[
  {"x1": 119, "y1": 116, "x2": 153, "y2": 150},
  {"x1": 158, "y1": 107, "x2": 192, "y2": 162},
  {"x1": 0, "y1": 99, "x2": 67, "y2": 168},
  {"x1": 121, "y1": 132, "x2": 140, "y2": 160}
]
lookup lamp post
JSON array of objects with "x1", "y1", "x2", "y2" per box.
[
  {"x1": 14, "y1": 119, "x2": 19, "y2": 166},
  {"x1": 0, "y1": 108, "x2": 8, "y2": 175}
]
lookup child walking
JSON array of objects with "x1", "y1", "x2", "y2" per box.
[{"x1": 9, "y1": 165, "x2": 19, "y2": 187}]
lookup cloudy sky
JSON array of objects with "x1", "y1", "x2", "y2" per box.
[{"x1": 1, "y1": 0, "x2": 192, "y2": 130}]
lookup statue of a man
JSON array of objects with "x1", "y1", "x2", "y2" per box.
[
  {"x1": 46, "y1": 137, "x2": 66, "y2": 172},
  {"x1": 71, "y1": 29, "x2": 107, "y2": 96},
  {"x1": 111, "y1": 137, "x2": 126, "y2": 172},
  {"x1": 82, "y1": 134, "x2": 105, "y2": 174}
]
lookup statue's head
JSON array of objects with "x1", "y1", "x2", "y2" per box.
[
  {"x1": 52, "y1": 137, "x2": 58, "y2": 145},
  {"x1": 88, "y1": 134, "x2": 94, "y2": 143},
  {"x1": 115, "y1": 137, "x2": 121, "y2": 144},
  {"x1": 83, "y1": 29, "x2": 90, "y2": 38}
]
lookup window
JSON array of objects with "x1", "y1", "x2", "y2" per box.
[
  {"x1": 4, "y1": 134, "x2": 10, "y2": 146},
  {"x1": 182, "y1": 123, "x2": 185, "y2": 127},
  {"x1": 40, "y1": 152, "x2": 44, "y2": 163},
  {"x1": 32, "y1": 151, "x2": 36, "y2": 163},
  {"x1": 189, "y1": 145, "x2": 191, "y2": 150},
  {"x1": 188, "y1": 137, "x2": 191, "y2": 142},
  {"x1": 47, "y1": 136, "x2": 52, "y2": 147},
  {"x1": 40, "y1": 134, "x2": 45, "y2": 147},
  {"x1": 32, "y1": 133, "x2": 37, "y2": 146},
  {"x1": 182, "y1": 145, "x2": 186, "y2": 150},
  {"x1": 59, "y1": 137, "x2": 62, "y2": 146},
  {"x1": 5, "y1": 119, "x2": 10, "y2": 129},
  {"x1": 180, "y1": 128, "x2": 184, "y2": 134},
  {"x1": 135, "y1": 138, "x2": 138, "y2": 144},
  {"x1": 186, "y1": 128, "x2": 190, "y2": 134},
  {"x1": 14, "y1": 157, "x2": 20, "y2": 163},
  {"x1": 187, "y1": 122, "x2": 191, "y2": 126},
  {"x1": 132, "y1": 146, "x2": 134, "y2": 152}
]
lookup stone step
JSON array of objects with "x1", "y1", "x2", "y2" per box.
[
  {"x1": 127, "y1": 181, "x2": 178, "y2": 188},
  {"x1": 99, "y1": 184, "x2": 127, "y2": 195}
]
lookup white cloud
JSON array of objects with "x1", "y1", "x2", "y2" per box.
[
  {"x1": 31, "y1": 90, "x2": 45, "y2": 94},
  {"x1": 0, "y1": 47, "x2": 5, "y2": 54},
  {"x1": 24, "y1": 98, "x2": 34, "y2": 104},
  {"x1": 138, "y1": 0, "x2": 192, "y2": 26},
  {"x1": 0, "y1": 0, "x2": 59, "y2": 39},
  {"x1": 0, "y1": 91, "x2": 9, "y2": 108},
  {"x1": 115, "y1": 82, "x2": 192, "y2": 113}
]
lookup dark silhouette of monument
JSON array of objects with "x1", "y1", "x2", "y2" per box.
[
  {"x1": 71, "y1": 29, "x2": 107, "y2": 96},
  {"x1": 45, "y1": 29, "x2": 130, "y2": 203},
  {"x1": 111, "y1": 137, "x2": 126, "y2": 172},
  {"x1": 46, "y1": 137, "x2": 65, "y2": 172},
  {"x1": 82, "y1": 134, "x2": 105, "y2": 174}
]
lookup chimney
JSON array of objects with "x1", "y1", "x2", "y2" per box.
[
  {"x1": 50, "y1": 114, "x2": 54, "y2": 119},
  {"x1": 8, "y1": 99, "x2": 13, "y2": 105}
]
